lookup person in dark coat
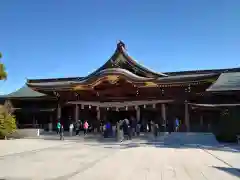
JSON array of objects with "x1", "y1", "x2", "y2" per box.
[
  {"x1": 154, "y1": 123, "x2": 159, "y2": 137},
  {"x1": 127, "y1": 122, "x2": 132, "y2": 140},
  {"x1": 60, "y1": 125, "x2": 64, "y2": 140},
  {"x1": 168, "y1": 118, "x2": 174, "y2": 134},
  {"x1": 75, "y1": 120, "x2": 81, "y2": 136}
]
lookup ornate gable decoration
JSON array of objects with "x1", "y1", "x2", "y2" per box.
[{"x1": 106, "y1": 75, "x2": 119, "y2": 84}]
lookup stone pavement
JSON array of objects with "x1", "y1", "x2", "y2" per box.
[
  {"x1": 202, "y1": 147, "x2": 240, "y2": 169},
  {"x1": 0, "y1": 139, "x2": 71, "y2": 157},
  {"x1": 0, "y1": 138, "x2": 239, "y2": 179}
]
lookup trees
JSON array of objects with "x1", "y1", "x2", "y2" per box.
[
  {"x1": 0, "y1": 52, "x2": 7, "y2": 80},
  {"x1": 0, "y1": 105, "x2": 17, "y2": 139},
  {"x1": 0, "y1": 53, "x2": 16, "y2": 139}
]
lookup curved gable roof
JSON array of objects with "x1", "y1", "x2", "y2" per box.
[{"x1": 85, "y1": 41, "x2": 167, "y2": 79}]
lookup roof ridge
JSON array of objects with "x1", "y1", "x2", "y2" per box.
[
  {"x1": 28, "y1": 77, "x2": 84, "y2": 83},
  {"x1": 164, "y1": 67, "x2": 240, "y2": 75},
  {"x1": 120, "y1": 46, "x2": 168, "y2": 77}
]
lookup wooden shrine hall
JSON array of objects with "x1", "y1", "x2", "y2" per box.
[{"x1": 1, "y1": 41, "x2": 240, "y2": 132}]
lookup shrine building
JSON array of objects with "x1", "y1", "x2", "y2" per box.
[{"x1": 1, "y1": 41, "x2": 240, "y2": 132}]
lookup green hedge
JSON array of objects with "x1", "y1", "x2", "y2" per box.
[{"x1": 214, "y1": 108, "x2": 240, "y2": 143}]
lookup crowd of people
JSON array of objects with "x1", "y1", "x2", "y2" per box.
[
  {"x1": 56, "y1": 120, "x2": 89, "y2": 140},
  {"x1": 55, "y1": 117, "x2": 181, "y2": 141}
]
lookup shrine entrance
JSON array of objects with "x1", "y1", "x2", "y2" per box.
[{"x1": 104, "y1": 109, "x2": 136, "y2": 124}]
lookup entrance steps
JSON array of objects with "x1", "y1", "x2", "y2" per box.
[
  {"x1": 30, "y1": 131, "x2": 220, "y2": 147},
  {"x1": 161, "y1": 132, "x2": 219, "y2": 146},
  {"x1": 98, "y1": 133, "x2": 220, "y2": 148}
]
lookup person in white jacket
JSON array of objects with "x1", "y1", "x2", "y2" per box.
[
  {"x1": 69, "y1": 123, "x2": 74, "y2": 136},
  {"x1": 117, "y1": 120, "x2": 124, "y2": 142}
]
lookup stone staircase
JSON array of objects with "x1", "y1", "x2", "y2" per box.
[{"x1": 161, "y1": 132, "x2": 220, "y2": 146}]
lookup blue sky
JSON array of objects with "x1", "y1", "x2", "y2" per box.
[{"x1": 0, "y1": 0, "x2": 240, "y2": 94}]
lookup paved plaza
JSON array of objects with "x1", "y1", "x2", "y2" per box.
[{"x1": 0, "y1": 135, "x2": 240, "y2": 180}]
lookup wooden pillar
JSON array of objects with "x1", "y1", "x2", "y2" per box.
[
  {"x1": 184, "y1": 101, "x2": 190, "y2": 132},
  {"x1": 75, "y1": 104, "x2": 79, "y2": 122},
  {"x1": 57, "y1": 103, "x2": 61, "y2": 120},
  {"x1": 32, "y1": 115, "x2": 36, "y2": 128},
  {"x1": 49, "y1": 115, "x2": 53, "y2": 132},
  {"x1": 161, "y1": 104, "x2": 166, "y2": 131},
  {"x1": 136, "y1": 106, "x2": 140, "y2": 122},
  {"x1": 97, "y1": 108, "x2": 100, "y2": 121},
  {"x1": 200, "y1": 115, "x2": 203, "y2": 126}
]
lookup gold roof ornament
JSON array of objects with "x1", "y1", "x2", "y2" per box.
[
  {"x1": 73, "y1": 85, "x2": 90, "y2": 91},
  {"x1": 106, "y1": 75, "x2": 119, "y2": 84},
  {"x1": 144, "y1": 81, "x2": 158, "y2": 87},
  {"x1": 73, "y1": 75, "x2": 120, "y2": 90}
]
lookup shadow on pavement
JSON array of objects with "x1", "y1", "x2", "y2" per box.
[{"x1": 213, "y1": 166, "x2": 240, "y2": 178}]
